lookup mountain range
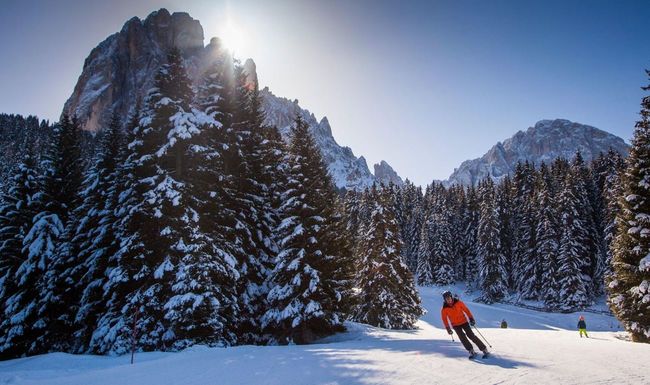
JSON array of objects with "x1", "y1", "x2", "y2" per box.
[
  {"x1": 444, "y1": 119, "x2": 629, "y2": 186},
  {"x1": 56, "y1": 9, "x2": 629, "y2": 189}
]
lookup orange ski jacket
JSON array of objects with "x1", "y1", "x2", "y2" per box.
[{"x1": 441, "y1": 299, "x2": 474, "y2": 329}]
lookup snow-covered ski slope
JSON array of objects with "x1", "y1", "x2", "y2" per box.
[{"x1": 1, "y1": 286, "x2": 648, "y2": 385}]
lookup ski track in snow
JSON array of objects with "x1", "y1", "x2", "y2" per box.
[{"x1": 0, "y1": 286, "x2": 648, "y2": 385}]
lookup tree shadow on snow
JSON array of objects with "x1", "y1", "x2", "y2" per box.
[
  {"x1": 385, "y1": 339, "x2": 533, "y2": 370},
  {"x1": 305, "y1": 337, "x2": 535, "y2": 379}
]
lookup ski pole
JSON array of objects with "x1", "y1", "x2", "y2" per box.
[{"x1": 473, "y1": 325, "x2": 492, "y2": 348}]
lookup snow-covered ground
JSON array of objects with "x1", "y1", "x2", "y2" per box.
[{"x1": 1, "y1": 286, "x2": 648, "y2": 385}]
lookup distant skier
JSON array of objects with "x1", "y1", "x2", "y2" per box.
[
  {"x1": 578, "y1": 315, "x2": 589, "y2": 338},
  {"x1": 440, "y1": 291, "x2": 489, "y2": 359},
  {"x1": 500, "y1": 319, "x2": 508, "y2": 328}
]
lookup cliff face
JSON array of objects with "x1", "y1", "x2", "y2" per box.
[
  {"x1": 374, "y1": 161, "x2": 404, "y2": 186},
  {"x1": 63, "y1": 9, "x2": 206, "y2": 131},
  {"x1": 62, "y1": 8, "x2": 399, "y2": 190},
  {"x1": 445, "y1": 119, "x2": 630, "y2": 186}
]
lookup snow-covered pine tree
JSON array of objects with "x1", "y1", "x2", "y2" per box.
[
  {"x1": 343, "y1": 189, "x2": 362, "y2": 239},
  {"x1": 462, "y1": 185, "x2": 480, "y2": 287},
  {"x1": 608, "y1": 72, "x2": 650, "y2": 343},
  {"x1": 495, "y1": 175, "x2": 514, "y2": 291},
  {"x1": 186, "y1": 47, "x2": 244, "y2": 347},
  {"x1": 147, "y1": 48, "x2": 239, "y2": 350},
  {"x1": 212, "y1": 61, "x2": 274, "y2": 343},
  {"x1": 0, "y1": 115, "x2": 48, "y2": 192},
  {"x1": 323, "y1": 195, "x2": 356, "y2": 320},
  {"x1": 0, "y1": 139, "x2": 39, "y2": 359},
  {"x1": 70, "y1": 113, "x2": 126, "y2": 352},
  {"x1": 416, "y1": 216, "x2": 435, "y2": 286},
  {"x1": 89, "y1": 112, "x2": 145, "y2": 354},
  {"x1": 41, "y1": 115, "x2": 83, "y2": 226},
  {"x1": 477, "y1": 178, "x2": 508, "y2": 303},
  {"x1": 510, "y1": 162, "x2": 540, "y2": 298},
  {"x1": 262, "y1": 115, "x2": 344, "y2": 344},
  {"x1": 448, "y1": 185, "x2": 466, "y2": 281},
  {"x1": 349, "y1": 187, "x2": 374, "y2": 265},
  {"x1": 556, "y1": 171, "x2": 591, "y2": 310},
  {"x1": 2, "y1": 115, "x2": 81, "y2": 356},
  {"x1": 31, "y1": 114, "x2": 85, "y2": 353},
  {"x1": 551, "y1": 157, "x2": 571, "y2": 189},
  {"x1": 430, "y1": 211, "x2": 455, "y2": 285},
  {"x1": 592, "y1": 150, "x2": 625, "y2": 296},
  {"x1": 399, "y1": 180, "x2": 423, "y2": 273},
  {"x1": 535, "y1": 163, "x2": 561, "y2": 309},
  {"x1": 570, "y1": 151, "x2": 599, "y2": 294},
  {"x1": 389, "y1": 182, "x2": 407, "y2": 243},
  {"x1": 352, "y1": 185, "x2": 424, "y2": 329},
  {"x1": 97, "y1": 48, "x2": 207, "y2": 352}
]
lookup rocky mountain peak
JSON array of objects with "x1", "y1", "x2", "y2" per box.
[
  {"x1": 318, "y1": 117, "x2": 332, "y2": 136},
  {"x1": 242, "y1": 58, "x2": 258, "y2": 91},
  {"x1": 142, "y1": 9, "x2": 204, "y2": 52},
  {"x1": 445, "y1": 118, "x2": 629, "y2": 186},
  {"x1": 374, "y1": 160, "x2": 404, "y2": 186},
  {"x1": 62, "y1": 9, "x2": 403, "y2": 190}
]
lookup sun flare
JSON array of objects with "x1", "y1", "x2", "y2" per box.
[{"x1": 220, "y1": 18, "x2": 246, "y2": 54}]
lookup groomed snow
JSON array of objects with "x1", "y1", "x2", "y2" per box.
[{"x1": 1, "y1": 286, "x2": 648, "y2": 385}]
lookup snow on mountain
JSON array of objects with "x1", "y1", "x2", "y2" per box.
[
  {"x1": 0, "y1": 286, "x2": 645, "y2": 385},
  {"x1": 258, "y1": 86, "x2": 375, "y2": 190},
  {"x1": 445, "y1": 119, "x2": 630, "y2": 186},
  {"x1": 62, "y1": 8, "x2": 398, "y2": 190}
]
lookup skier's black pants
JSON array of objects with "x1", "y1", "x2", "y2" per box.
[{"x1": 453, "y1": 322, "x2": 486, "y2": 352}]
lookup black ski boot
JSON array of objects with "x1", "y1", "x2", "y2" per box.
[
  {"x1": 482, "y1": 349, "x2": 490, "y2": 359},
  {"x1": 468, "y1": 350, "x2": 477, "y2": 359}
]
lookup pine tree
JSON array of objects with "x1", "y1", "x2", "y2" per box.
[
  {"x1": 448, "y1": 185, "x2": 467, "y2": 281},
  {"x1": 209, "y1": 60, "x2": 274, "y2": 343},
  {"x1": 1, "y1": 115, "x2": 82, "y2": 356},
  {"x1": 477, "y1": 179, "x2": 507, "y2": 303},
  {"x1": 462, "y1": 185, "x2": 480, "y2": 287},
  {"x1": 536, "y1": 163, "x2": 561, "y2": 308},
  {"x1": 608, "y1": 71, "x2": 650, "y2": 343},
  {"x1": 495, "y1": 175, "x2": 514, "y2": 290},
  {"x1": 188, "y1": 49, "x2": 244, "y2": 346},
  {"x1": 239, "y1": 69, "x2": 290, "y2": 343},
  {"x1": 416, "y1": 216, "x2": 435, "y2": 286},
  {"x1": 570, "y1": 152, "x2": 599, "y2": 294},
  {"x1": 93, "y1": 49, "x2": 213, "y2": 352},
  {"x1": 352, "y1": 186, "x2": 424, "y2": 329},
  {"x1": 556, "y1": 172, "x2": 591, "y2": 310},
  {"x1": 31, "y1": 115, "x2": 85, "y2": 353},
  {"x1": 430, "y1": 212, "x2": 455, "y2": 285},
  {"x1": 510, "y1": 162, "x2": 539, "y2": 298},
  {"x1": 0, "y1": 140, "x2": 39, "y2": 358},
  {"x1": 327, "y1": 195, "x2": 357, "y2": 319},
  {"x1": 343, "y1": 190, "x2": 362, "y2": 239},
  {"x1": 593, "y1": 149, "x2": 625, "y2": 296},
  {"x1": 262, "y1": 116, "x2": 344, "y2": 344},
  {"x1": 402, "y1": 181, "x2": 424, "y2": 273},
  {"x1": 70, "y1": 114, "x2": 127, "y2": 351},
  {"x1": 89, "y1": 112, "x2": 146, "y2": 354}
]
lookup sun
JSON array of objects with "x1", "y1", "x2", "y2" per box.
[{"x1": 220, "y1": 18, "x2": 246, "y2": 54}]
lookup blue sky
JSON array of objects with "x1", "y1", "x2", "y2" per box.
[{"x1": 0, "y1": 0, "x2": 648, "y2": 185}]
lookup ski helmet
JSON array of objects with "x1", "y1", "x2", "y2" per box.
[{"x1": 442, "y1": 290, "x2": 453, "y2": 299}]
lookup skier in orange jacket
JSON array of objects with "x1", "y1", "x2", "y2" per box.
[{"x1": 441, "y1": 291, "x2": 489, "y2": 359}]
